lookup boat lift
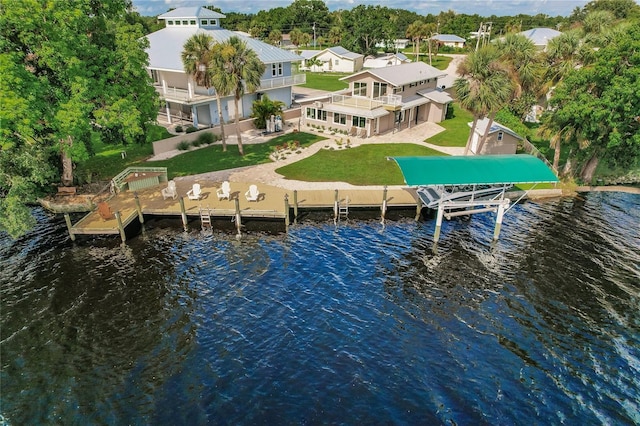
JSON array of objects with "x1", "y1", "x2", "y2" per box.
[{"x1": 391, "y1": 155, "x2": 559, "y2": 242}]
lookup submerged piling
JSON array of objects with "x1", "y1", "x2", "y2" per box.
[
  {"x1": 64, "y1": 213, "x2": 76, "y2": 241},
  {"x1": 179, "y1": 197, "x2": 188, "y2": 231}
]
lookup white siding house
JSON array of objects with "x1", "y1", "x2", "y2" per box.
[
  {"x1": 431, "y1": 34, "x2": 466, "y2": 48},
  {"x1": 146, "y1": 7, "x2": 304, "y2": 127},
  {"x1": 300, "y1": 46, "x2": 364, "y2": 73},
  {"x1": 302, "y1": 62, "x2": 452, "y2": 138},
  {"x1": 468, "y1": 118, "x2": 523, "y2": 155}
]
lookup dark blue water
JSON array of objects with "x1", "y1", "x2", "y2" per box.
[{"x1": 1, "y1": 192, "x2": 639, "y2": 425}]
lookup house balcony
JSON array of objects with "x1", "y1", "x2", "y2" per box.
[
  {"x1": 259, "y1": 73, "x2": 306, "y2": 91},
  {"x1": 330, "y1": 94, "x2": 403, "y2": 110},
  {"x1": 155, "y1": 85, "x2": 216, "y2": 104}
]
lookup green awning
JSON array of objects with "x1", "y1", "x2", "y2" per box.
[{"x1": 392, "y1": 154, "x2": 558, "y2": 186}]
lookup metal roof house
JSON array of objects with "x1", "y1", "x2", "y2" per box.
[
  {"x1": 468, "y1": 118, "x2": 523, "y2": 155},
  {"x1": 431, "y1": 34, "x2": 467, "y2": 48},
  {"x1": 363, "y1": 53, "x2": 411, "y2": 69},
  {"x1": 302, "y1": 62, "x2": 452, "y2": 137},
  {"x1": 145, "y1": 7, "x2": 304, "y2": 127},
  {"x1": 518, "y1": 27, "x2": 562, "y2": 51},
  {"x1": 299, "y1": 46, "x2": 364, "y2": 73}
]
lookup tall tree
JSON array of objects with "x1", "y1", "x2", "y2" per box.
[
  {"x1": 0, "y1": 0, "x2": 158, "y2": 238},
  {"x1": 540, "y1": 21, "x2": 640, "y2": 182},
  {"x1": 216, "y1": 36, "x2": 265, "y2": 156},
  {"x1": 406, "y1": 20, "x2": 427, "y2": 62},
  {"x1": 453, "y1": 46, "x2": 513, "y2": 155},
  {"x1": 181, "y1": 33, "x2": 227, "y2": 150}
]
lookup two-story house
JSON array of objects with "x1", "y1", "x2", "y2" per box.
[
  {"x1": 302, "y1": 62, "x2": 452, "y2": 137},
  {"x1": 145, "y1": 7, "x2": 304, "y2": 127}
]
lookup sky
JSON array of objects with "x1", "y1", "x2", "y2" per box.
[{"x1": 131, "y1": 0, "x2": 594, "y2": 18}]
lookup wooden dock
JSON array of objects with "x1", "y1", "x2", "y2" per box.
[{"x1": 67, "y1": 180, "x2": 420, "y2": 241}]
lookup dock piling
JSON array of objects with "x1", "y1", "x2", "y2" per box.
[
  {"x1": 115, "y1": 211, "x2": 126, "y2": 242},
  {"x1": 134, "y1": 192, "x2": 144, "y2": 224},
  {"x1": 415, "y1": 196, "x2": 422, "y2": 221},
  {"x1": 493, "y1": 202, "x2": 506, "y2": 241},
  {"x1": 284, "y1": 194, "x2": 290, "y2": 231},
  {"x1": 293, "y1": 190, "x2": 298, "y2": 224},
  {"x1": 381, "y1": 186, "x2": 388, "y2": 224},
  {"x1": 64, "y1": 213, "x2": 76, "y2": 241},
  {"x1": 334, "y1": 189, "x2": 339, "y2": 224},
  {"x1": 234, "y1": 198, "x2": 242, "y2": 236},
  {"x1": 179, "y1": 197, "x2": 188, "y2": 231},
  {"x1": 434, "y1": 205, "x2": 444, "y2": 243}
]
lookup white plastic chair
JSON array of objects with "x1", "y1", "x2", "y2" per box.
[
  {"x1": 187, "y1": 183, "x2": 202, "y2": 200},
  {"x1": 217, "y1": 181, "x2": 231, "y2": 200},
  {"x1": 161, "y1": 180, "x2": 177, "y2": 200},
  {"x1": 245, "y1": 184, "x2": 259, "y2": 202}
]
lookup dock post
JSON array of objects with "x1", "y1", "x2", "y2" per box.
[
  {"x1": 434, "y1": 204, "x2": 444, "y2": 243},
  {"x1": 334, "y1": 189, "x2": 339, "y2": 224},
  {"x1": 493, "y1": 201, "x2": 506, "y2": 241},
  {"x1": 415, "y1": 196, "x2": 422, "y2": 221},
  {"x1": 115, "y1": 211, "x2": 126, "y2": 243},
  {"x1": 293, "y1": 190, "x2": 298, "y2": 224},
  {"x1": 134, "y1": 192, "x2": 144, "y2": 224},
  {"x1": 179, "y1": 197, "x2": 188, "y2": 231},
  {"x1": 64, "y1": 213, "x2": 76, "y2": 241},
  {"x1": 284, "y1": 194, "x2": 290, "y2": 231},
  {"x1": 381, "y1": 185, "x2": 388, "y2": 224},
  {"x1": 234, "y1": 197, "x2": 242, "y2": 236}
]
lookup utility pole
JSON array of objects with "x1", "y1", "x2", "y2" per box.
[
  {"x1": 313, "y1": 22, "x2": 316, "y2": 48},
  {"x1": 484, "y1": 22, "x2": 493, "y2": 47},
  {"x1": 475, "y1": 22, "x2": 483, "y2": 51}
]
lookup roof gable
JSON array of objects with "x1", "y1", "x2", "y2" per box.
[
  {"x1": 342, "y1": 62, "x2": 446, "y2": 86},
  {"x1": 146, "y1": 27, "x2": 302, "y2": 72},
  {"x1": 158, "y1": 7, "x2": 225, "y2": 19},
  {"x1": 470, "y1": 118, "x2": 523, "y2": 139}
]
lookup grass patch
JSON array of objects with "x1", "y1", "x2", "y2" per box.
[
  {"x1": 400, "y1": 52, "x2": 453, "y2": 70},
  {"x1": 426, "y1": 103, "x2": 473, "y2": 147},
  {"x1": 301, "y1": 72, "x2": 350, "y2": 91},
  {"x1": 149, "y1": 132, "x2": 325, "y2": 179},
  {"x1": 276, "y1": 143, "x2": 444, "y2": 185}
]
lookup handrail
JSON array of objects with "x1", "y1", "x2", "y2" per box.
[{"x1": 111, "y1": 167, "x2": 168, "y2": 194}]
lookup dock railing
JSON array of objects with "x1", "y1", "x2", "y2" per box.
[{"x1": 111, "y1": 167, "x2": 168, "y2": 194}]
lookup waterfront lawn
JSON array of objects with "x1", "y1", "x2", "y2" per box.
[
  {"x1": 149, "y1": 132, "x2": 326, "y2": 178},
  {"x1": 276, "y1": 143, "x2": 443, "y2": 185},
  {"x1": 75, "y1": 125, "x2": 170, "y2": 184},
  {"x1": 301, "y1": 72, "x2": 350, "y2": 91},
  {"x1": 426, "y1": 103, "x2": 473, "y2": 147}
]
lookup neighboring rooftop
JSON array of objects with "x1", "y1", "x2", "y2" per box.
[
  {"x1": 470, "y1": 118, "x2": 523, "y2": 140},
  {"x1": 519, "y1": 27, "x2": 562, "y2": 48},
  {"x1": 343, "y1": 62, "x2": 446, "y2": 87},
  {"x1": 158, "y1": 7, "x2": 225, "y2": 19},
  {"x1": 431, "y1": 34, "x2": 466, "y2": 43}
]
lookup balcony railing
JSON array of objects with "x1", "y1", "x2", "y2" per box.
[
  {"x1": 155, "y1": 85, "x2": 216, "y2": 103},
  {"x1": 376, "y1": 94, "x2": 403, "y2": 108},
  {"x1": 259, "y1": 74, "x2": 306, "y2": 90},
  {"x1": 331, "y1": 94, "x2": 383, "y2": 110}
]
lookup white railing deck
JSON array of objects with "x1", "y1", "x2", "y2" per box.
[{"x1": 330, "y1": 94, "x2": 403, "y2": 110}]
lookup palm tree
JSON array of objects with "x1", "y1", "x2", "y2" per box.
[
  {"x1": 494, "y1": 33, "x2": 544, "y2": 119},
  {"x1": 251, "y1": 95, "x2": 285, "y2": 129},
  {"x1": 453, "y1": 46, "x2": 513, "y2": 155},
  {"x1": 181, "y1": 33, "x2": 214, "y2": 89},
  {"x1": 216, "y1": 36, "x2": 265, "y2": 156},
  {"x1": 406, "y1": 20, "x2": 427, "y2": 62}
]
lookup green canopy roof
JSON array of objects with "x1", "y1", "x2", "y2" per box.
[{"x1": 392, "y1": 154, "x2": 558, "y2": 186}]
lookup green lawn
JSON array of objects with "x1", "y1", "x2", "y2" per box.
[
  {"x1": 78, "y1": 131, "x2": 325, "y2": 181},
  {"x1": 149, "y1": 132, "x2": 325, "y2": 179},
  {"x1": 400, "y1": 52, "x2": 453, "y2": 70},
  {"x1": 300, "y1": 72, "x2": 350, "y2": 91},
  {"x1": 425, "y1": 103, "x2": 473, "y2": 147},
  {"x1": 276, "y1": 143, "x2": 444, "y2": 185}
]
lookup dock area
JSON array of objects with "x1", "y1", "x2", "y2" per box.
[{"x1": 67, "y1": 179, "x2": 419, "y2": 240}]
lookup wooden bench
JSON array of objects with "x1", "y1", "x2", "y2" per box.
[{"x1": 57, "y1": 186, "x2": 77, "y2": 196}]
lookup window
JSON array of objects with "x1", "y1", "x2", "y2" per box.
[
  {"x1": 373, "y1": 82, "x2": 387, "y2": 98},
  {"x1": 353, "y1": 82, "x2": 367, "y2": 97},
  {"x1": 497, "y1": 131, "x2": 504, "y2": 141},
  {"x1": 418, "y1": 80, "x2": 426, "y2": 85},
  {"x1": 317, "y1": 109, "x2": 327, "y2": 121},
  {"x1": 190, "y1": 20, "x2": 196, "y2": 25},
  {"x1": 393, "y1": 85, "x2": 403, "y2": 94},
  {"x1": 334, "y1": 113, "x2": 347, "y2": 125},
  {"x1": 409, "y1": 82, "x2": 417, "y2": 87},
  {"x1": 201, "y1": 19, "x2": 208, "y2": 25},
  {"x1": 167, "y1": 20, "x2": 174, "y2": 25},
  {"x1": 352, "y1": 116, "x2": 366, "y2": 128},
  {"x1": 174, "y1": 20, "x2": 180, "y2": 25},
  {"x1": 306, "y1": 107, "x2": 316, "y2": 119},
  {"x1": 335, "y1": 59, "x2": 339, "y2": 65},
  {"x1": 182, "y1": 20, "x2": 188, "y2": 25},
  {"x1": 272, "y1": 63, "x2": 283, "y2": 77}
]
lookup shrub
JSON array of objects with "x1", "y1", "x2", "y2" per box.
[
  {"x1": 175, "y1": 125, "x2": 184, "y2": 133},
  {"x1": 191, "y1": 138, "x2": 203, "y2": 147},
  {"x1": 445, "y1": 103, "x2": 455, "y2": 120},
  {"x1": 197, "y1": 132, "x2": 216, "y2": 145},
  {"x1": 177, "y1": 140, "x2": 191, "y2": 150},
  {"x1": 185, "y1": 125, "x2": 198, "y2": 133}
]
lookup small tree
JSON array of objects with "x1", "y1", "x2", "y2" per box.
[{"x1": 251, "y1": 95, "x2": 285, "y2": 129}]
